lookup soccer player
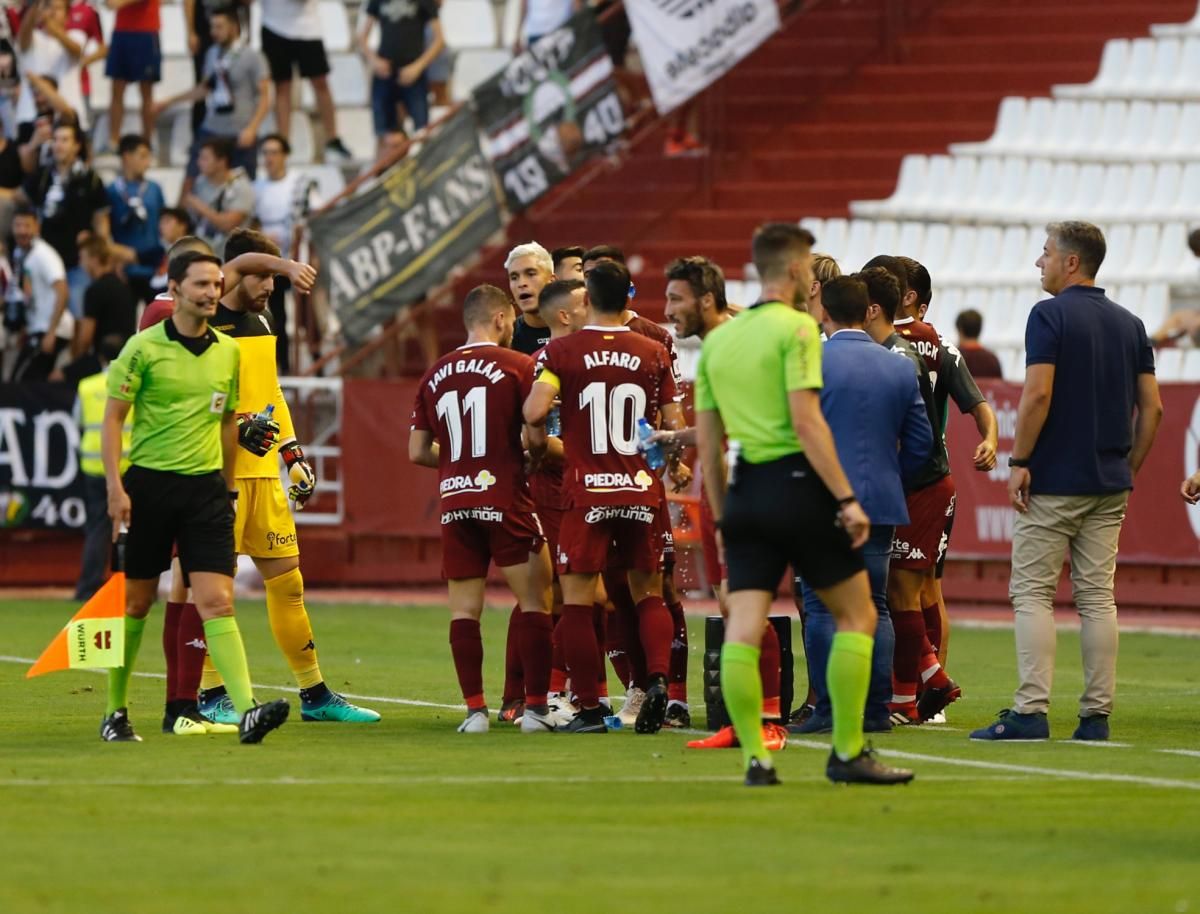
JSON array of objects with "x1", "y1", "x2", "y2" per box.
[
  {"x1": 653, "y1": 255, "x2": 789, "y2": 753},
  {"x1": 409, "y1": 284, "x2": 556, "y2": 734},
  {"x1": 864, "y1": 255, "x2": 996, "y2": 724},
  {"x1": 580, "y1": 245, "x2": 692, "y2": 728},
  {"x1": 695, "y1": 223, "x2": 912, "y2": 786},
  {"x1": 896, "y1": 255, "x2": 997, "y2": 698},
  {"x1": 552, "y1": 246, "x2": 585, "y2": 281},
  {"x1": 194, "y1": 229, "x2": 380, "y2": 725},
  {"x1": 524, "y1": 261, "x2": 686, "y2": 734},
  {"x1": 506, "y1": 242, "x2": 554, "y2": 355},
  {"x1": 100, "y1": 250, "x2": 289, "y2": 744},
  {"x1": 140, "y1": 234, "x2": 320, "y2": 734}
]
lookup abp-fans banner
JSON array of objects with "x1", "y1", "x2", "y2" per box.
[
  {"x1": 628, "y1": 0, "x2": 780, "y2": 115},
  {"x1": 472, "y1": 9, "x2": 624, "y2": 212}
]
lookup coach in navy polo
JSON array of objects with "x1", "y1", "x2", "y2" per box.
[
  {"x1": 793, "y1": 275, "x2": 933, "y2": 733},
  {"x1": 971, "y1": 221, "x2": 1163, "y2": 743}
]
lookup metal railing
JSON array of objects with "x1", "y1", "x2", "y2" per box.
[{"x1": 278, "y1": 376, "x2": 344, "y2": 525}]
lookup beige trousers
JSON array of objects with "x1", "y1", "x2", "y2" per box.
[{"x1": 1008, "y1": 491, "x2": 1130, "y2": 717}]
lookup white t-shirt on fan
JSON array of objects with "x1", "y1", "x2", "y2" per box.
[
  {"x1": 23, "y1": 237, "x2": 73, "y2": 340},
  {"x1": 16, "y1": 28, "x2": 92, "y2": 128}
]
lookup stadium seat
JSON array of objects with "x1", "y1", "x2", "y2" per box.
[
  {"x1": 320, "y1": 0, "x2": 353, "y2": 53},
  {"x1": 850, "y1": 154, "x2": 927, "y2": 218},
  {"x1": 441, "y1": 0, "x2": 499, "y2": 49},
  {"x1": 295, "y1": 163, "x2": 348, "y2": 203},
  {"x1": 1182, "y1": 348, "x2": 1200, "y2": 382},
  {"x1": 450, "y1": 49, "x2": 512, "y2": 101},
  {"x1": 1156, "y1": 346, "x2": 1184, "y2": 380},
  {"x1": 148, "y1": 166, "x2": 185, "y2": 204},
  {"x1": 501, "y1": 0, "x2": 523, "y2": 49},
  {"x1": 337, "y1": 108, "x2": 377, "y2": 161},
  {"x1": 1152, "y1": 2, "x2": 1200, "y2": 36},
  {"x1": 1056, "y1": 38, "x2": 1129, "y2": 98}
]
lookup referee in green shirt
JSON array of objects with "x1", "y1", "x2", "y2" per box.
[
  {"x1": 100, "y1": 250, "x2": 290, "y2": 744},
  {"x1": 695, "y1": 223, "x2": 913, "y2": 786}
]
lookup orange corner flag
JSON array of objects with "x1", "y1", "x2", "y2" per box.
[{"x1": 27, "y1": 573, "x2": 127, "y2": 679}]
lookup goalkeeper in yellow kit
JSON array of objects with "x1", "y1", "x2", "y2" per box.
[{"x1": 198, "y1": 228, "x2": 380, "y2": 724}]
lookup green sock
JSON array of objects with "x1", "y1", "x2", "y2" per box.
[
  {"x1": 721, "y1": 641, "x2": 768, "y2": 770},
  {"x1": 105, "y1": 615, "x2": 147, "y2": 715},
  {"x1": 828, "y1": 631, "x2": 874, "y2": 761},
  {"x1": 203, "y1": 616, "x2": 255, "y2": 714}
]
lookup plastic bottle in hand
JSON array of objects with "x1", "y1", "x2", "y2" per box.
[
  {"x1": 257, "y1": 403, "x2": 275, "y2": 423},
  {"x1": 636, "y1": 417, "x2": 665, "y2": 470},
  {"x1": 545, "y1": 405, "x2": 561, "y2": 437}
]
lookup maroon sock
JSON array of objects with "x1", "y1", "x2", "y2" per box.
[
  {"x1": 559, "y1": 604, "x2": 600, "y2": 707},
  {"x1": 175, "y1": 603, "x2": 206, "y2": 702},
  {"x1": 607, "y1": 577, "x2": 648, "y2": 688},
  {"x1": 605, "y1": 623, "x2": 633, "y2": 690},
  {"x1": 519, "y1": 612, "x2": 552, "y2": 708},
  {"x1": 666, "y1": 600, "x2": 688, "y2": 701},
  {"x1": 549, "y1": 624, "x2": 568, "y2": 693},
  {"x1": 760, "y1": 622, "x2": 782, "y2": 718},
  {"x1": 922, "y1": 603, "x2": 943, "y2": 656},
  {"x1": 163, "y1": 601, "x2": 183, "y2": 703},
  {"x1": 592, "y1": 604, "x2": 608, "y2": 688},
  {"x1": 501, "y1": 605, "x2": 523, "y2": 704},
  {"x1": 892, "y1": 610, "x2": 926, "y2": 702},
  {"x1": 449, "y1": 618, "x2": 486, "y2": 710},
  {"x1": 635, "y1": 595, "x2": 673, "y2": 680}
]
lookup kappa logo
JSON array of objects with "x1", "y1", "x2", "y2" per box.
[
  {"x1": 440, "y1": 469, "x2": 498, "y2": 496},
  {"x1": 909, "y1": 548, "x2": 927, "y2": 561},
  {"x1": 652, "y1": 0, "x2": 718, "y2": 18},
  {"x1": 185, "y1": 638, "x2": 206, "y2": 650}
]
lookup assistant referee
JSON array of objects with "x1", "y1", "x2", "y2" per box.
[
  {"x1": 99, "y1": 250, "x2": 290, "y2": 744},
  {"x1": 695, "y1": 223, "x2": 913, "y2": 787}
]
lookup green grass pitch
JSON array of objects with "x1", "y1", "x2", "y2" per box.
[{"x1": 1, "y1": 598, "x2": 1198, "y2": 914}]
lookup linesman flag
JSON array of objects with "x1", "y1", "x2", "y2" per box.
[{"x1": 27, "y1": 574, "x2": 126, "y2": 678}]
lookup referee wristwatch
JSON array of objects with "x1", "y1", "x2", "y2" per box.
[{"x1": 1008, "y1": 456, "x2": 1030, "y2": 468}]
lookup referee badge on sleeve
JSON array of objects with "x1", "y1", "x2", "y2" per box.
[{"x1": 210, "y1": 392, "x2": 228, "y2": 414}]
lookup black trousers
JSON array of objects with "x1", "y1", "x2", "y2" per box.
[{"x1": 76, "y1": 474, "x2": 110, "y2": 601}]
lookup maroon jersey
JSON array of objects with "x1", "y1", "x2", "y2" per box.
[
  {"x1": 411, "y1": 342, "x2": 535, "y2": 511},
  {"x1": 624, "y1": 310, "x2": 683, "y2": 398},
  {"x1": 894, "y1": 317, "x2": 941, "y2": 378},
  {"x1": 539, "y1": 325, "x2": 677, "y2": 508},
  {"x1": 529, "y1": 344, "x2": 566, "y2": 511}
]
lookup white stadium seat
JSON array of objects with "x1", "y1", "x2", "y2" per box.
[
  {"x1": 450, "y1": 49, "x2": 512, "y2": 101},
  {"x1": 300, "y1": 54, "x2": 369, "y2": 108},
  {"x1": 148, "y1": 166, "x2": 185, "y2": 204},
  {"x1": 1152, "y1": 2, "x2": 1200, "y2": 36},
  {"x1": 441, "y1": 0, "x2": 499, "y2": 49},
  {"x1": 320, "y1": 1, "x2": 354, "y2": 53}
]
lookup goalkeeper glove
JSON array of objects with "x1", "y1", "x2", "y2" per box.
[
  {"x1": 236, "y1": 412, "x2": 280, "y2": 457},
  {"x1": 280, "y1": 441, "x2": 316, "y2": 509}
]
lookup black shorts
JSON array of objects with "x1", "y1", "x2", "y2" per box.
[
  {"x1": 721, "y1": 453, "x2": 864, "y2": 593},
  {"x1": 123, "y1": 466, "x2": 236, "y2": 580},
  {"x1": 261, "y1": 26, "x2": 330, "y2": 82}
]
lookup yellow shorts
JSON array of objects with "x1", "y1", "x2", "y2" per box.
[{"x1": 234, "y1": 477, "x2": 299, "y2": 558}]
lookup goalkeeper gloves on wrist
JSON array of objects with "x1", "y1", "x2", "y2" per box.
[
  {"x1": 280, "y1": 442, "x2": 316, "y2": 509},
  {"x1": 236, "y1": 412, "x2": 280, "y2": 457}
]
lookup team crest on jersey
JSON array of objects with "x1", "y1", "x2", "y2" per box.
[
  {"x1": 440, "y1": 469, "x2": 498, "y2": 497},
  {"x1": 583, "y1": 469, "x2": 654, "y2": 493}
]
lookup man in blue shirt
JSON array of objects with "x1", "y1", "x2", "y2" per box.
[
  {"x1": 793, "y1": 275, "x2": 934, "y2": 734},
  {"x1": 971, "y1": 221, "x2": 1162, "y2": 743},
  {"x1": 107, "y1": 135, "x2": 165, "y2": 304}
]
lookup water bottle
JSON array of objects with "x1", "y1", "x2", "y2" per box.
[
  {"x1": 545, "y1": 405, "x2": 561, "y2": 437},
  {"x1": 637, "y1": 417, "x2": 665, "y2": 470},
  {"x1": 257, "y1": 403, "x2": 274, "y2": 423}
]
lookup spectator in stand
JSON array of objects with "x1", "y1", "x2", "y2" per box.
[
  {"x1": 955, "y1": 307, "x2": 1003, "y2": 379},
  {"x1": 183, "y1": 135, "x2": 252, "y2": 256},
  {"x1": 8, "y1": 203, "x2": 71, "y2": 380},
  {"x1": 0, "y1": 5, "x2": 21, "y2": 137},
  {"x1": 20, "y1": 120, "x2": 108, "y2": 318},
  {"x1": 67, "y1": 0, "x2": 105, "y2": 123},
  {"x1": 254, "y1": 132, "x2": 319, "y2": 371},
  {"x1": 259, "y1": 0, "x2": 352, "y2": 163},
  {"x1": 147, "y1": 205, "x2": 191, "y2": 295},
  {"x1": 358, "y1": 0, "x2": 443, "y2": 140},
  {"x1": 15, "y1": 0, "x2": 91, "y2": 134},
  {"x1": 74, "y1": 234, "x2": 135, "y2": 356},
  {"x1": 424, "y1": 0, "x2": 452, "y2": 108},
  {"x1": 182, "y1": 0, "x2": 250, "y2": 132},
  {"x1": 0, "y1": 121, "x2": 24, "y2": 238},
  {"x1": 103, "y1": 0, "x2": 160, "y2": 153},
  {"x1": 154, "y1": 6, "x2": 269, "y2": 182},
  {"x1": 107, "y1": 134, "x2": 163, "y2": 303}
]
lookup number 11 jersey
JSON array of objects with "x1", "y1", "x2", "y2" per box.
[
  {"x1": 538, "y1": 325, "x2": 677, "y2": 509},
  {"x1": 411, "y1": 342, "x2": 536, "y2": 511}
]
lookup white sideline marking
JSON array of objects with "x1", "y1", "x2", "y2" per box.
[
  {"x1": 8, "y1": 656, "x2": 1199, "y2": 791},
  {"x1": 1159, "y1": 749, "x2": 1200, "y2": 758},
  {"x1": 783, "y1": 737, "x2": 1200, "y2": 791},
  {"x1": 954, "y1": 619, "x2": 1200, "y2": 639}
]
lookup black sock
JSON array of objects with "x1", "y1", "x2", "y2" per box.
[{"x1": 299, "y1": 682, "x2": 330, "y2": 704}]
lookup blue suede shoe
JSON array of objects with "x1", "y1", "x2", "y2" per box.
[
  {"x1": 969, "y1": 708, "x2": 1049, "y2": 741},
  {"x1": 1072, "y1": 714, "x2": 1110, "y2": 741}
]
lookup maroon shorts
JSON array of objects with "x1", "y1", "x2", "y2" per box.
[
  {"x1": 440, "y1": 506, "x2": 544, "y2": 579},
  {"x1": 537, "y1": 504, "x2": 564, "y2": 557},
  {"x1": 892, "y1": 475, "x2": 957, "y2": 571},
  {"x1": 698, "y1": 494, "x2": 724, "y2": 586},
  {"x1": 656, "y1": 495, "x2": 675, "y2": 572},
  {"x1": 557, "y1": 504, "x2": 663, "y2": 575}
]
